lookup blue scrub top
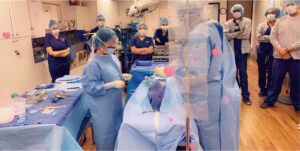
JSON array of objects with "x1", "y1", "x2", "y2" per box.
[
  {"x1": 130, "y1": 36, "x2": 154, "y2": 62},
  {"x1": 90, "y1": 26, "x2": 99, "y2": 34},
  {"x1": 232, "y1": 20, "x2": 242, "y2": 54},
  {"x1": 44, "y1": 33, "x2": 70, "y2": 60},
  {"x1": 153, "y1": 28, "x2": 169, "y2": 45},
  {"x1": 88, "y1": 26, "x2": 99, "y2": 40},
  {"x1": 88, "y1": 26, "x2": 111, "y2": 40}
]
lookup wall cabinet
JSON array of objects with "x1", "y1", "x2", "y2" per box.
[
  {"x1": 28, "y1": 1, "x2": 45, "y2": 38},
  {"x1": 75, "y1": 6, "x2": 89, "y2": 30},
  {"x1": 0, "y1": 1, "x2": 13, "y2": 40},
  {"x1": 0, "y1": 0, "x2": 32, "y2": 39},
  {"x1": 9, "y1": 0, "x2": 32, "y2": 38}
]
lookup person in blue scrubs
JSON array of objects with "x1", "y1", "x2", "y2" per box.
[
  {"x1": 81, "y1": 27, "x2": 131, "y2": 150},
  {"x1": 85, "y1": 12, "x2": 107, "y2": 54},
  {"x1": 45, "y1": 19, "x2": 71, "y2": 82},
  {"x1": 130, "y1": 22, "x2": 154, "y2": 63},
  {"x1": 256, "y1": 7, "x2": 282, "y2": 97},
  {"x1": 261, "y1": 0, "x2": 300, "y2": 111},
  {"x1": 224, "y1": 4, "x2": 252, "y2": 105},
  {"x1": 89, "y1": 12, "x2": 106, "y2": 38},
  {"x1": 153, "y1": 17, "x2": 169, "y2": 46}
]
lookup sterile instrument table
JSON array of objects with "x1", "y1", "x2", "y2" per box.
[{"x1": 0, "y1": 88, "x2": 90, "y2": 150}]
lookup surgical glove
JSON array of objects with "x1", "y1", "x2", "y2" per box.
[
  {"x1": 104, "y1": 80, "x2": 125, "y2": 89},
  {"x1": 122, "y1": 74, "x2": 132, "y2": 81},
  {"x1": 154, "y1": 67, "x2": 166, "y2": 78}
]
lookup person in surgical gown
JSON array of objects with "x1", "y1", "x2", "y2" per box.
[
  {"x1": 169, "y1": 1, "x2": 241, "y2": 150},
  {"x1": 116, "y1": 0, "x2": 240, "y2": 150},
  {"x1": 81, "y1": 27, "x2": 131, "y2": 150}
]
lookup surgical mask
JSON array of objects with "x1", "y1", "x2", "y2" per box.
[
  {"x1": 286, "y1": 5, "x2": 298, "y2": 15},
  {"x1": 98, "y1": 21, "x2": 105, "y2": 27},
  {"x1": 105, "y1": 47, "x2": 115, "y2": 55},
  {"x1": 233, "y1": 12, "x2": 242, "y2": 18},
  {"x1": 52, "y1": 29, "x2": 59, "y2": 35},
  {"x1": 138, "y1": 29, "x2": 147, "y2": 36},
  {"x1": 161, "y1": 26, "x2": 169, "y2": 30},
  {"x1": 266, "y1": 14, "x2": 276, "y2": 21}
]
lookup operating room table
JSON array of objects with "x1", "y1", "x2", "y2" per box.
[{"x1": 125, "y1": 61, "x2": 167, "y2": 103}]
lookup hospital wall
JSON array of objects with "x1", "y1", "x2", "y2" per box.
[
  {"x1": 116, "y1": 0, "x2": 227, "y2": 38},
  {"x1": 0, "y1": 0, "x2": 286, "y2": 98},
  {"x1": 0, "y1": 0, "x2": 97, "y2": 95},
  {"x1": 97, "y1": 0, "x2": 120, "y2": 28}
]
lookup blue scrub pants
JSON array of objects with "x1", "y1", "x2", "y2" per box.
[
  {"x1": 257, "y1": 49, "x2": 274, "y2": 95},
  {"x1": 234, "y1": 51, "x2": 250, "y2": 100},
  {"x1": 265, "y1": 59, "x2": 300, "y2": 110},
  {"x1": 48, "y1": 58, "x2": 70, "y2": 82}
]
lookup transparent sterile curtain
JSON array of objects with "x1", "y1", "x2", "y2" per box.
[
  {"x1": 115, "y1": 0, "x2": 241, "y2": 150},
  {"x1": 168, "y1": 0, "x2": 209, "y2": 150}
]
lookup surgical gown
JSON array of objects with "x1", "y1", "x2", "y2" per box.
[
  {"x1": 81, "y1": 54, "x2": 123, "y2": 150},
  {"x1": 167, "y1": 20, "x2": 240, "y2": 150},
  {"x1": 115, "y1": 77, "x2": 201, "y2": 151},
  {"x1": 191, "y1": 20, "x2": 241, "y2": 150}
]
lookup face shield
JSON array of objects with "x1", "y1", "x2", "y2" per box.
[
  {"x1": 176, "y1": 3, "x2": 208, "y2": 30},
  {"x1": 166, "y1": 0, "x2": 210, "y2": 121}
]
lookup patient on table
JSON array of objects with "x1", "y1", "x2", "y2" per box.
[
  {"x1": 148, "y1": 79, "x2": 165, "y2": 112},
  {"x1": 115, "y1": 77, "x2": 202, "y2": 151}
]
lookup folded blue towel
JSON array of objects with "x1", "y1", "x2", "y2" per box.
[
  {"x1": 135, "y1": 60, "x2": 152, "y2": 66},
  {"x1": 56, "y1": 75, "x2": 81, "y2": 82},
  {"x1": 35, "y1": 83, "x2": 54, "y2": 90}
]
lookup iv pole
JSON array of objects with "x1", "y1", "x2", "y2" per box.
[{"x1": 184, "y1": 0, "x2": 190, "y2": 150}]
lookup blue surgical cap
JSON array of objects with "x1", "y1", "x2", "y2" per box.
[
  {"x1": 48, "y1": 19, "x2": 59, "y2": 28},
  {"x1": 230, "y1": 4, "x2": 245, "y2": 15},
  {"x1": 97, "y1": 12, "x2": 105, "y2": 20},
  {"x1": 89, "y1": 27, "x2": 116, "y2": 50},
  {"x1": 160, "y1": 17, "x2": 169, "y2": 25},
  {"x1": 264, "y1": 7, "x2": 283, "y2": 18},
  {"x1": 136, "y1": 22, "x2": 148, "y2": 30},
  {"x1": 285, "y1": 0, "x2": 300, "y2": 6}
]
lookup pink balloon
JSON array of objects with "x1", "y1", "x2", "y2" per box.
[
  {"x1": 193, "y1": 56, "x2": 199, "y2": 62},
  {"x1": 164, "y1": 66, "x2": 175, "y2": 77},
  {"x1": 212, "y1": 49, "x2": 221, "y2": 56},
  {"x1": 169, "y1": 117, "x2": 173, "y2": 122},
  {"x1": 189, "y1": 144, "x2": 196, "y2": 150},
  {"x1": 2, "y1": 32, "x2": 11, "y2": 39}
]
